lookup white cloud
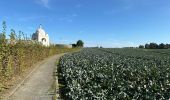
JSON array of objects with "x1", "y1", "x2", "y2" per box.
[{"x1": 36, "y1": 0, "x2": 50, "y2": 8}]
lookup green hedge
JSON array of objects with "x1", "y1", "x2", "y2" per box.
[{"x1": 0, "y1": 21, "x2": 77, "y2": 93}]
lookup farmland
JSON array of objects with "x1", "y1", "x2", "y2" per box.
[{"x1": 58, "y1": 48, "x2": 170, "y2": 99}]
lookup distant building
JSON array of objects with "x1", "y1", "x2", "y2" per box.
[{"x1": 32, "y1": 25, "x2": 49, "y2": 46}]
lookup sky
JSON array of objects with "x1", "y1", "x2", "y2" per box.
[{"x1": 0, "y1": 0, "x2": 170, "y2": 47}]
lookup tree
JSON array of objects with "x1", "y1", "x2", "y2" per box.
[
  {"x1": 165, "y1": 44, "x2": 170, "y2": 49},
  {"x1": 9, "y1": 29, "x2": 16, "y2": 45},
  {"x1": 0, "y1": 21, "x2": 7, "y2": 44},
  {"x1": 0, "y1": 21, "x2": 8, "y2": 75},
  {"x1": 145, "y1": 44, "x2": 149, "y2": 49},
  {"x1": 139, "y1": 45, "x2": 144, "y2": 48},
  {"x1": 76, "y1": 40, "x2": 84, "y2": 47},
  {"x1": 149, "y1": 43, "x2": 158, "y2": 49},
  {"x1": 158, "y1": 43, "x2": 165, "y2": 49},
  {"x1": 143, "y1": 43, "x2": 170, "y2": 49}
]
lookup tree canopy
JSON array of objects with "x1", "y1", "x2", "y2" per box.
[
  {"x1": 76, "y1": 40, "x2": 84, "y2": 47},
  {"x1": 140, "y1": 43, "x2": 170, "y2": 49}
]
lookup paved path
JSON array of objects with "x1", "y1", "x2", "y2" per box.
[{"x1": 6, "y1": 54, "x2": 64, "y2": 100}]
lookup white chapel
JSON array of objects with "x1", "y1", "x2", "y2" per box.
[{"x1": 32, "y1": 25, "x2": 50, "y2": 46}]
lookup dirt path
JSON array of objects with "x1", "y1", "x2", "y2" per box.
[{"x1": 4, "y1": 54, "x2": 64, "y2": 100}]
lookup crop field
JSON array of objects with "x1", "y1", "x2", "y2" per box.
[{"x1": 58, "y1": 48, "x2": 170, "y2": 100}]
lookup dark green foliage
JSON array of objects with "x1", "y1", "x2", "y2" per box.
[
  {"x1": 76, "y1": 40, "x2": 84, "y2": 47},
  {"x1": 149, "y1": 43, "x2": 158, "y2": 49},
  {"x1": 72, "y1": 44, "x2": 77, "y2": 48},
  {"x1": 71, "y1": 40, "x2": 84, "y2": 48},
  {"x1": 145, "y1": 44, "x2": 150, "y2": 49},
  {"x1": 159, "y1": 43, "x2": 166, "y2": 49},
  {"x1": 143, "y1": 43, "x2": 170, "y2": 49},
  {"x1": 139, "y1": 45, "x2": 144, "y2": 48},
  {"x1": 59, "y1": 48, "x2": 170, "y2": 100}
]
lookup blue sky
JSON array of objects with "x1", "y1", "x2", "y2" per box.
[{"x1": 0, "y1": 0, "x2": 170, "y2": 47}]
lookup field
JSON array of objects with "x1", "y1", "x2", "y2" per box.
[{"x1": 58, "y1": 48, "x2": 170, "y2": 99}]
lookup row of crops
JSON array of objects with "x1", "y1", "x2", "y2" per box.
[{"x1": 58, "y1": 48, "x2": 170, "y2": 99}]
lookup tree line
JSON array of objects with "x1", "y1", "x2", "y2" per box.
[{"x1": 139, "y1": 43, "x2": 170, "y2": 49}]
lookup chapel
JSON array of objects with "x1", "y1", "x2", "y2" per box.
[{"x1": 32, "y1": 25, "x2": 49, "y2": 46}]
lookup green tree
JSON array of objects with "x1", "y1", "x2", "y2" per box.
[
  {"x1": 145, "y1": 44, "x2": 149, "y2": 49},
  {"x1": 158, "y1": 43, "x2": 165, "y2": 49},
  {"x1": 149, "y1": 43, "x2": 158, "y2": 49},
  {"x1": 0, "y1": 21, "x2": 7, "y2": 45},
  {"x1": 165, "y1": 44, "x2": 170, "y2": 49},
  {"x1": 76, "y1": 40, "x2": 84, "y2": 47},
  {"x1": 139, "y1": 45, "x2": 144, "y2": 49},
  {"x1": 10, "y1": 29, "x2": 16, "y2": 39},
  {"x1": 0, "y1": 21, "x2": 8, "y2": 75}
]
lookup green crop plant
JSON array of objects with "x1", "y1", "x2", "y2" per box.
[{"x1": 58, "y1": 48, "x2": 170, "y2": 100}]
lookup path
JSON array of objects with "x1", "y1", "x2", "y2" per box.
[{"x1": 5, "y1": 54, "x2": 64, "y2": 100}]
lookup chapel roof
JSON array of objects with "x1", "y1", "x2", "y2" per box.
[{"x1": 36, "y1": 24, "x2": 47, "y2": 36}]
